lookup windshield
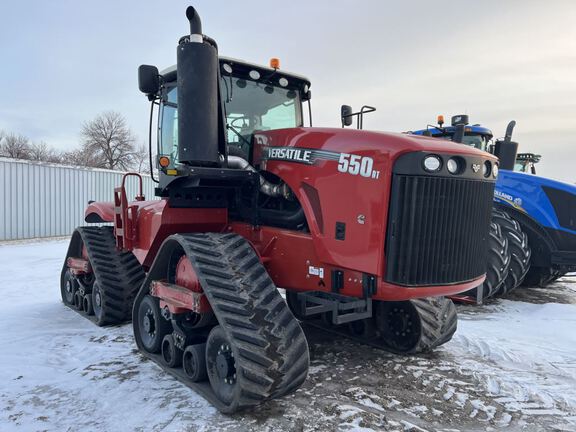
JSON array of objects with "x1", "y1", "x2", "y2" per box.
[
  {"x1": 159, "y1": 76, "x2": 303, "y2": 164},
  {"x1": 461, "y1": 134, "x2": 489, "y2": 152}
]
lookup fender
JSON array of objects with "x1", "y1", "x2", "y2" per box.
[
  {"x1": 495, "y1": 170, "x2": 576, "y2": 235},
  {"x1": 85, "y1": 201, "x2": 115, "y2": 223}
]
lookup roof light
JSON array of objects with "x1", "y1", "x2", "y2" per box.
[
  {"x1": 437, "y1": 115, "x2": 444, "y2": 126},
  {"x1": 270, "y1": 58, "x2": 280, "y2": 69}
]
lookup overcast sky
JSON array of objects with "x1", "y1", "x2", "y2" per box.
[{"x1": 1, "y1": 0, "x2": 575, "y2": 182}]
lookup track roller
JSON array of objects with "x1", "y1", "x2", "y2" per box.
[
  {"x1": 183, "y1": 344, "x2": 208, "y2": 382},
  {"x1": 83, "y1": 294, "x2": 94, "y2": 316},
  {"x1": 162, "y1": 334, "x2": 183, "y2": 368}
]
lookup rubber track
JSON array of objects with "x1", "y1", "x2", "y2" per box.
[
  {"x1": 464, "y1": 221, "x2": 510, "y2": 300},
  {"x1": 132, "y1": 233, "x2": 309, "y2": 413},
  {"x1": 299, "y1": 296, "x2": 457, "y2": 355},
  {"x1": 410, "y1": 297, "x2": 458, "y2": 353},
  {"x1": 61, "y1": 226, "x2": 145, "y2": 326},
  {"x1": 492, "y1": 210, "x2": 531, "y2": 295}
]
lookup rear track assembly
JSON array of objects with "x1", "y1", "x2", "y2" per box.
[{"x1": 60, "y1": 226, "x2": 145, "y2": 326}]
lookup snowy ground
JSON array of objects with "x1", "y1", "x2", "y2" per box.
[{"x1": 1, "y1": 239, "x2": 575, "y2": 432}]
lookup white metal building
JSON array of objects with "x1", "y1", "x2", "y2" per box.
[{"x1": 0, "y1": 157, "x2": 157, "y2": 241}]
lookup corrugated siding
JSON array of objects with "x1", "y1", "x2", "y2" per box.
[{"x1": 0, "y1": 158, "x2": 158, "y2": 241}]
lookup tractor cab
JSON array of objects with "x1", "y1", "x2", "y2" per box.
[
  {"x1": 410, "y1": 114, "x2": 494, "y2": 152},
  {"x1": 410, "y1": 114, "x2": 519, "y2": 171},
  {"x1": 150, "y1": 58, "x2": 311, "y2": 171}
]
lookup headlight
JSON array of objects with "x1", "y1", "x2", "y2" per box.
[
  {"x1": 493, "y1": 163, "x2": 499, "y2": 178},
  {"x1": 423, "y1": 155, "x2": 442, "y2": 172},
  {"x1": 447, "y1": 157, "x2": 462, "y2": 174},
  {"x1": 483, "y1": 160, "x2": 492, "y2": 178},
  {"x1": 446, "y1": 157, "x2": 466, "y2": 174}
]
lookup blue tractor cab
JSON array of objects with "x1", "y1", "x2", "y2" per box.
[{"x1": 411, "y1": 115, "x2": 576, "y2": 290}]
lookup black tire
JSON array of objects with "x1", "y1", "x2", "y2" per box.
[
  {"x1": 183, "y1": 343, "x2": 208, "y2": 382},
  {"x1": 492, "y1": 210, "x2": 531, "y2": 295},
  {"x1": 132, "y1": 233, "x2": 309, "y2": 413},
  {"x1": 61, "y1": 226, "x2": 145, "y2": 326},
  {"x1": 522, "y1": 266, "x2": 563, "y2": 288},
  {"x1": 137, "y1": 295, "x2": 171, "y2": 353},
  {"x1": 161, "y1": 334, "x2": 183, "y2": 368},
  {"x1": 375, "y1": 296, "x2": 457, "y2": 354},
  {"x1": 464, "y1": 222, "x2": 510, "y2": 299},
  {"x1": 61, "y1": 270, "x2": 76, "y2": 306}
]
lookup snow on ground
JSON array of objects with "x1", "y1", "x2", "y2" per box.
[{"x1": 0, "y1": 239, "x2": 575, "y2": 431}]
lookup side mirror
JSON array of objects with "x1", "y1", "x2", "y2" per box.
[
  {"x1": 341, "y1": 105, "x2": 353, "y2": 127},
  {"x1": 138, "y1": 65, "x2": 160, "y2": 96}
]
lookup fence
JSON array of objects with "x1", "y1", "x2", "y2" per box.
[{"x1": 0, "y1": 157, "x2": 158, "y2": 241}]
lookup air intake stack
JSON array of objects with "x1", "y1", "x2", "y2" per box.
[{"x1": 177, "y1": 6, "x2": 220, "y2": 166}]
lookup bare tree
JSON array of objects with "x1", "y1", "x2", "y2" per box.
[
  {"x1": 132, "y1": 143, "x2": 152, "y2": 173},
  {"x1": 65, "y1": 147, "x2": 104, "y2": 168},
  {"x1": 0, "y1": 133, "x2": 31, "y2": 159},
  {"x1": 29, "y1": 141, "x2": 63, "y2": 163},
  {"x1": 80, "y1": 111, "x2": 136, "y2": 170}
]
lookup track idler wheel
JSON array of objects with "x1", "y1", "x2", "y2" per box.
[
  {"x1": 137, "y1": 295, "x2": 171, "y2": 353},
  {"x1": 183, "y1": 343, "x2": 208, "y2": 382},
  {"x1": 61, "y1": 271, "x2": 76, "y2": 306},
  {"x1": 375, "y1": 297, "x2": 457, "y2": 354},
  {"x1": 206, "y1": 326, "x2": 240, "y2": 408},
  {"x1": 161, "y1": 334, "x2": 183, "y2": 368}
]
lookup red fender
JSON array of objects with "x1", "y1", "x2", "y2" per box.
[{"x1": 85, "y1": 201, "x2": 115, "y2": 223}]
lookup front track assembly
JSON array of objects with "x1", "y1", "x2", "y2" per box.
[
  {"x1": 287, "y1": 291, "x2": 457, "y2": 354},
  {"x1": 132, "y1": 233, "x2": 309, "y2": 413}
]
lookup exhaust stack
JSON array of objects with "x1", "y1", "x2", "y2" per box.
[
  {"x1": 494, "y1": 120, "x2": 518, "y2": 171},
  {"x1": 177, "y1": 6, "x2": 220, "y2": 166}
]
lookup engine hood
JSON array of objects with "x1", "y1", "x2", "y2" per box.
[{"x1": 253, "y1": 127, "x2": 497, "y2": 163}]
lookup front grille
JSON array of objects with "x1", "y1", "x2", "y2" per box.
[{"x1": 385, "y1": 174, "x2": 494, "y2": 286}]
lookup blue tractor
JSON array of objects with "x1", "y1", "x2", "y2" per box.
[{"x1": 410, "y1": 115, "x2": 576, "y2": 299}]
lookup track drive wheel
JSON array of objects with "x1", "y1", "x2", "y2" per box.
[
  {"x1": 375, "y1": 296, "x2": 457, "y2": 354},
  {"x1": 492, "y1": 210, "x2": 531, "y2": 295},
  {"x1": 464, "y1": 221, "x2": 510, "y2": 300},
  {"x1": 137, "y1": 295, "x2": 171, "y2": 353}
]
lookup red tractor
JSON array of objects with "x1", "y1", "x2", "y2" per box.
[{"x1": 61, "y1": 7, "x2": 498, "y2": 413}]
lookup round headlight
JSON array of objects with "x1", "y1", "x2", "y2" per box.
[
  {"x1": 483, "y1": 160, "x2": 492, "y2": 178},
  {"x1": 423, "y1": 155, "x2": 442, "y2": 172},
  {"x1": 493, "y1": 163, "x2": 499, "y2": 178},
  {"x1": 447, "y1": 158, "x2": 460, "y2": 174}
]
